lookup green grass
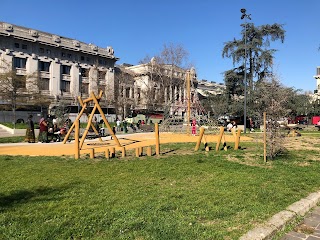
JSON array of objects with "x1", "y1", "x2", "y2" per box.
[
  {"x1": 1, "y1": 142, "x2": 320, "y2": 239},
  {"x1": 0, "y1": 136, "x2": 25, "y2": 143}
]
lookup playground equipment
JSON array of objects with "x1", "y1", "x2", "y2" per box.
[
  {"x1": 194, "y1": 127, "x2": 242, "y2": 152},
  {"x1": 73, "y1": 113, "x2": 161, "y2": 159},
  {"x1": 63, "y1": 91, "x2": 121, "y2": 148},
  {"x1": 159, "y1": 71, "x2": 220, "y2": 134}
]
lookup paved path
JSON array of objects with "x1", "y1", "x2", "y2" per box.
[{"x1": 280, "y1": 206, "x2": 320, "y2": 240}]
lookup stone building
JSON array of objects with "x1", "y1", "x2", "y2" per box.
[
  {"x1": 0, "y1": 21, "x2": 227, "y2": 122},
  {"x1": 115, "y1": 59, "x2": 199, "y2": 118},
  {"x1": 196, "y1": 79, "x2": 226, "y2": 99},
  {"x1": 0, "y1": 21, "x2": 118, "y2": 115}
]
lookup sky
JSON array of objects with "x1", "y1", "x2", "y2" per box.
[{"x1": 1, "y1": 0, "x2": 319, "y2": 92}]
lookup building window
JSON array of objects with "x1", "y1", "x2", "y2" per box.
[
  {"x1": 80, "y1": 68, "x2": 89, "y2": 77},
  {"x1": 60, "y1": 80, "x2": 70, "y2": 92},
  {"x1": 46, "y1": 49, "x2": 51, "y2": 55},
  {"x1": 98, "y1": 71, "x2": 106, "y2": 80},
  {"x1": 61, "y1": 65, "x2": 71, "y2": 75},
  {"x1": 125, "y1": 88, "x2": 130, "y2": 98},
  {"x1": 137, "y1": 88, "x2": 141, "y2": 99},
  {"x1": 39, "y1": 78, "x2": 50, "y2": 90},
  {"x1": 98, "y1": 85, "x2": 105, "y2": 94},
  {"x1": 22, "y1": 44, "x2": 27, "y2": 50},
  {"x1": 39, "y1": 61, "x2": 50, "y2": 72},
  {"x1": 80, "y1": 56, "x2": 85, "y2": 61},
  {"x1": 81, "y1": 83, "x2": 89, "y2": 94},
  {"x1": 13, "y1": 57, "x2": 27, "y2": 69},
  {"x1": 61, "y1": 52, "x2": 66, "y2": 57},
  {"x1": 86, "y1": 57, "x2": 90, "y2": 62},
  {"x1": 67, "y1": 53, "x2": 72, "y2": 59},
  {"x1": 39, "y1": 48, "x2": 44, "y2": 53},
  {"x1": 15, "y1": 75, "x2": 26, "y2": 89},
  {"x1": 14, "y1": 43, "x2": 20, "y2": 48}
]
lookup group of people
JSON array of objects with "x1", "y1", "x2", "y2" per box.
[
  {"x1": 25, "y1": 115, "x2": 71, "y2": 143},
  {"x1": 116, "y1": 118, "x2": 145, "y2": 134},
  {"x1": 226, "y1": 120, "x2": 237, "y2": 132}
]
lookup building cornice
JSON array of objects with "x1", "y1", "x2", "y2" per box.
[{"x1": 0, "y1": 21, "x2": 119, "y2": 61}]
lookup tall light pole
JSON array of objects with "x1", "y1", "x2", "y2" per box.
[{"x1": 241, "y1": 8, "x2": 251, "y2": 133}]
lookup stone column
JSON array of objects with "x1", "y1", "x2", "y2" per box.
[
  {"x1": 164, "y1": 87, "x2": 167, "y2": 103},
  {"x1": 174, "y1": 86, "x2": 178, "y2": 102},
  {"x1": 105, "y1": 67, "x2": 115, "y2": 101},
  {"x1": 26, "y1": 54, "x2": 38, "y2": 92},
  {"x1": 89, "y1": 67, "x2": 98, "y2": 95},
  {"x1": 50, "y1": 58, "x2": 61, "y2": 96},
  {"x1": 70, "y1": 63, "x2": 80, "y2": 97}
]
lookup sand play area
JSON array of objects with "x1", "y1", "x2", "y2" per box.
[{"x1": 0, "y1": 132, "x2": 252, "y2": 157}]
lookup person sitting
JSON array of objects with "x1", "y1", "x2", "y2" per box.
[
  {"x1": 130, "y1": 123, "x2": 136, "y2": 132},
  {"x1": 226, "y1": 121, "x2": 233, "y2": 132},
  {"x1": 232, "y1": 121, "x2": 237, "y2": 129}
]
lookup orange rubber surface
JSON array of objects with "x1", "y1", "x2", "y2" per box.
[{"x1": 0, "y1": 132, "x2": 252, "y2": 157}]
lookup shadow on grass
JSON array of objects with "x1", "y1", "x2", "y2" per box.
[{"x1": 0, "y1": 182, "x2": 80, "y2": 211}]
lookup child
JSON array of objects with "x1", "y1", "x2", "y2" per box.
[{"x1": 191, "y1": 119, "x2": 197, "y2": 136}]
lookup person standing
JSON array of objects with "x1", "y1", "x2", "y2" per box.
[
  {"x1": 191, "y1": 119, "x2": 197, "y2": 136},
  {"x1": 116, "y1": 119, "x2": 121, "y2": 132},
  {"x1": 25, "y1": 115, "x2": 35, "y2": 143},
  {"x1": 123, "y1": 120, "x2": 128, "y2": 133},
  {"x1": 38, "y1": 116, "x2": 48, "y2": 143}
]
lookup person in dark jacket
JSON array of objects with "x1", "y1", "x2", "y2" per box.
[{"x1": 25, "y1": 115, "x2": 35, "y2": 143}]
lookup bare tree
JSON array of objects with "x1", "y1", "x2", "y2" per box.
[
  {"x1": 138, "y1": 43, "x2": 193, "y2": 116},
  {"x1": 0, "y1": 60, "x2": 30, "y2": 126},
  {"x1": 0, "y1": 59, "x2": 54, "y2": 126},
  {"x1": 254, "y1": 75, "x2": 291, "y2": 159}
]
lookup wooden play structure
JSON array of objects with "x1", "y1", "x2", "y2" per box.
[
  {"x1": 63, "y1": 91, "x2": 121, "y2": 152},
  {"x1": 73, "y1": 122, "x2": 161, "y2": 160},
  {"x1": 68, "y1": 90, "x2": 161, "y2": 159},
  {"x1": 194, "y1": 126, "x2": 242, "y2": 152}
]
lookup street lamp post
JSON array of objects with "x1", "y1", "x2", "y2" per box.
[{"x1": 241, "y1": 8, "x2": 251, "y2": 133}]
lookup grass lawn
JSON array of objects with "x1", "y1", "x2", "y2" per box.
[{"x1": 1, "y1": 137, "x2": 320, "y2": 239}]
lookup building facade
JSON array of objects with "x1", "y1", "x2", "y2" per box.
[
  {"x1": 0, "y1": 21, "x2": 227, "y2": 122},
  {"x1": 116, "y1": 59, "x2": 199, "y2": 117},
  {"x1": 196, "y1": 79, "x2": 226, "y2": 99},
  {"x1": 0, "y1": 21, "x2": 118, "y2": 115}
]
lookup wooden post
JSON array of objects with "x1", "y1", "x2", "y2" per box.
[
  {"x1": 110, "y1": 147, "x2": 115, "y2": 158},
  {"x1": 216, "y1": 127, "x2": 224, "y2": 151},
  {"x1": 147, "y1": 146, "x2": 152, "y2": 156},
  {"x1": 74, "y1": 119, "x2": 80, "y2": 159},
  {"x1": 264, "y1": 112, "x2": 267, "y2": 162},
  {"x1": 105, "y1": 148, "x2": 110, "y2": 159},
  {"x1": 194, "y1": 127, "x2": 205, "y2": 151},
  {"x1": 91, "y1": 92, "x2": 121, "y2": 147},
  {"x1": 139, "y1": 147, "x2": 143, "y2": 156},
  {"x1": 234, "y1": 129, "x2": 241, "y2": 150},
  {"x1": 155, "y1": 123, "x2": 160, "y2": 155},
  {"x1": 121, "y1": 147, "x2": 126, "y2": 158},
  {"x1": 79, "y1": 104, "x2": 98, "y2": 149},
  {"x1": 89, "y1": 148, "x2": 95, "y2": 159},
  {"x1": 135, "y1": 148, "x2": 140, "y2": 157},
  {"x1": 63, "y1": 103, "x2": 87, "y2": 144}
]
